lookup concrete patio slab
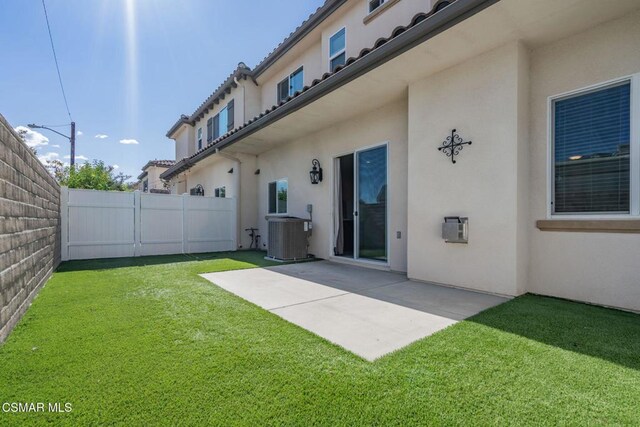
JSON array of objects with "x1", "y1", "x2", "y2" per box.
[{"x1": 201, "y1": 261, "x2": 508, "y2": 361}]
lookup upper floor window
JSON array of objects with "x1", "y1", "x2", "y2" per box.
[
  {"x1": 209, "y1": 99, "x2": 235, "y2": 142},
  {"x1": 551, "y1": 76, "x2": 638, "y2": 216},
  {"x1": 277, "y1": 67, "x2": 304, "y2": 104},
  {"x1": 143, "y1": 180, "x2": 149, "y2": 193},
  {"x1": 268, "y1": 179, "x2": 288, "y2": 214},
  {"x1": 368, "y1": 0, "x2": 386, "y2": 13},
  {"x1": 197, "y1": 128, "x2": 203, "y2": 150},
  {"x1": 329, "y1": 28, "x2": 346, "y2": 72}
]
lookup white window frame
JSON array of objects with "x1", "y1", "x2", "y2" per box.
[
  {"x1": 547, "y1": 73, "x2": 640, "y2": 219},
  {"x1": 277, "y1": 67, "x2": 304, "y2": 103},
  {"x1": 268, "y1": 178, "x2": 288, "y2": 215},
  {"x1": 214, "y1": 186, "x2": 226, "y2": 198},
  {"x1": 368, "y1": 0, "x2": 387, "y2": 14},
  {"x1": 328, "y1": 27, "x2": 347, "y2": 72}
]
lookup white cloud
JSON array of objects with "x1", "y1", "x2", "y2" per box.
[
  {"x1": 119, "y1": 139, "x2": 139, "y2": 145},
  {"x1": 112, "y1": 164, "x2": 120, "y2": 170},
  {"x1": 51, "y1": 144, "x2": 61, "y2": 148},
  {"x1": 64, "y1": 155, "x2": 88, "y2": 161},
  {"x1": 95, "y1": 134, "x2": 108, "y2": 139},
  {"x1": 37, "y1": 152, "x2": 59, "y2": 164},
  {"x1": 14, "y1": 126, "x2": 49, "y2": 148},
  {"x1": 77, "y1": 131, "x2": 83, "y2": 136}
]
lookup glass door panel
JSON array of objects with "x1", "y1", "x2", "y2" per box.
[{"x1": 356, "y1": 145, "x2": 387, "y2": 261}]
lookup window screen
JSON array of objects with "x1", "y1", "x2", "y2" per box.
[
  {"x1": 553, "y1": 82, "x2": 631, "y2": 214},
  {"x1": 289, "y1": 68, "x2": 304, "y2": 96},
  {"x1": 277, "y1": 78, "x2": 289, "y2": 103},
  {"x1": 330, "y1": 28, "x2": 346, "y2": 71}
]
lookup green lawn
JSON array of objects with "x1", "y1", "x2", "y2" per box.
[{"x1": 1, "y1": 251, "x2": 639, "y2": 426}]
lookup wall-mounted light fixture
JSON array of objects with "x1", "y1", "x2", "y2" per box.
[
  {"x1": 309, "y1": 159, "x2": 323, "y2": 185},
  {"x1": 228, "y1": 168, "x2": 234, "y2": 174},
  {"x1": 190, "y1": 184, "x2": 205, "y2": 196}
]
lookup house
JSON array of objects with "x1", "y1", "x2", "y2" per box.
[
  {"x1": 138, "y1": 160, "x2": 175, "y2": 193},
  {"x1": 161, "y1": 0, "x2": 640, "y2": 313}
]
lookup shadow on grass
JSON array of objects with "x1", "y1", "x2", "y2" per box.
[
  {"x1": 56, "y1": 250, "x2": 272, "y2": 272},
  {"x1": 468, "y1": 294, "x2": 640, "y2": 371}
]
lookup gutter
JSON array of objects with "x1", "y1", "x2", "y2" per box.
[{"x1": 162, "y1": 0, "x2": 498, "y2": 179}]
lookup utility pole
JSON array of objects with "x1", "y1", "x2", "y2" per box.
[{"x1": 70, "y1": 121, "x2": 76, "y2": 166}]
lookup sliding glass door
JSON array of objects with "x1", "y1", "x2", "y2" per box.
[{"x1": 355, "y1": 145, "x2": 387, "y2": 262}]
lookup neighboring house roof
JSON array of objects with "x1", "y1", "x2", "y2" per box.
[
  {"x1": 166, "y1": 115, "x2": 190, "y2": 139},
  {"x1": 162, "y1": 0, "x2": 495, "y2": 181},
  {"x1": 166, "y1": 63, "x2": 254, "y2": 138},
  {"x1": 139, "y1": 159, "x2": 176, "y2": 180}
]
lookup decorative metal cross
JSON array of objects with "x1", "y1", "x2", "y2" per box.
[{"x1": 438, "y1": 129, "x2": 472, "y2": 164}]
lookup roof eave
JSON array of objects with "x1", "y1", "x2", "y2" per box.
[{"x1": 163, "y1": 0, "x2": 498, "y2": 180}]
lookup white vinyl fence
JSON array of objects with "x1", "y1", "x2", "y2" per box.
[{"x1": 60, "y1": 187, "x2": 236, "y2": 261}]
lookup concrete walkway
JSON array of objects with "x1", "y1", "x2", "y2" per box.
[{"x1": 201, "y1": 261, "x2": 508, "y2": 361}]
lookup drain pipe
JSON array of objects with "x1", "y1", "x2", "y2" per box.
[{"x1": 216, "y1": 148, "x2": 242, "y2": 249}]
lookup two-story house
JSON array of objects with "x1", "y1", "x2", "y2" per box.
[
  {"x1": 137, "y1": 160, "x2": 175, "y2": 193},
  {"x1": 161, "y1": 0, "x2": 640, "y2": 313}
]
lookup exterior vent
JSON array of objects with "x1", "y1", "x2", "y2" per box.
[{"x1": 267, "y1": 217, "x2": 310, "y2": 261}]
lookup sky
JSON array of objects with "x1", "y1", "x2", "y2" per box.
[{"x1": 0, "y1": 0, "x2": 322, "y2": 181}]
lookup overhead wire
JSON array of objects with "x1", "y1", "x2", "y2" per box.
[{"x1": 41, "y1": 0, "x2": 72, "y2": 121}]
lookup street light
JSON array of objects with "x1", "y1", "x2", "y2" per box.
[{"x1": 28, "y1": 121, "x2": 76, "y2": 166}]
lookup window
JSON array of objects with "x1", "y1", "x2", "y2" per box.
[
  {"x1": 214, "y1": 186, "x2": 226, "y2": 198},
  {"x1": 329, "y1": 28, "x2": 346, "y2": 72},
  {"x1": 268, "y1": 179, "x2": 288, "y2": 214},
  {"x1": 551, "y1": 76, "x2": 639, "y2": 216},
  {"x1": 212, "y1": 100, "x2": 235, "y2": 141},
  {"x1": 368, "y1": 0, "x2": 386, "y2": 13},
  {"x1": 197, "y1": 128, "x2": 203, "y2": 150},
  {"x1": 143, "y1": 180, "x2": 148, "y2": 193},
  {"x1": 277, "y1": 67, "x2": 304, "y2": 103}
]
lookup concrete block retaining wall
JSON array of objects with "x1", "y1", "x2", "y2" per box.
[{"x1": 0, "y1": 114, "x2": 61, "y2": 342}]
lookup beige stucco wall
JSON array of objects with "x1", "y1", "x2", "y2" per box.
[
  {"x1": 528, "y1": 11, "x2": 640, "y2": 312},
  {"x1": 186, "y1": 152, "x2": 259, "y2": 249},
  {"x1": 257, "y1": 0, "x2": 434, "y2": 111},
  {"x1": 144, "y1": 166, "x2": 168, "y2": 191},
  {"x1": 174, "y1": 126, "x2": 193, "y2": 160},
  {"x1": 259, "y1": 40, "x2": 323, "y2": 111},
  {"x1": 407, "y1": 42, "x2": 529, "y2": 297},
  {"x1": 256, "y1": 97, "x2": 408, "y2": 271}
]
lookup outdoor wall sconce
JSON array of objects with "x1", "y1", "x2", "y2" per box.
[
  {"x1": 309, "y1": 159, "x2": 323, "y2": 184},
  {"x1": 254, "y1": 169, "x2": 261, "y2": 175},
  {"x1": 438, "y1": 129, "x2": 472, "y2": 164},
  {"x1": 228, "y1": 168, "x2": 234, "y2": 174},
  {"x1": 190, "y1": 184, "x2": 205, "y2": 197}
]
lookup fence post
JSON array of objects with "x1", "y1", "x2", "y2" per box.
[
  {"x1": 182, "y1": 193, "x2": 188, "y2": 254},
  {"x1": 133, "y1": 191, "x2": 141, "y2": 257},
  {"x1": 60, "y1": 186, "x2": 69, "y2": 261}
]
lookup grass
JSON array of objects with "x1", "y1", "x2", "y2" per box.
[{"x1": 1, "y1": 251, "x2": 640, "y2": 426}]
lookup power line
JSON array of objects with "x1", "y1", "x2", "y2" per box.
[{"x1": 41, "y1": 0, "x2": 72, "y2": 121}]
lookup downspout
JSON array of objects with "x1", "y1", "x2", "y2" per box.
[{"x1": 216, "y1": 148, "x2": 242, "y2": 249}]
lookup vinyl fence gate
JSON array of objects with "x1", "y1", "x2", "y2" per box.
[{"x1": 60, "y1": 187, "x2": 237, "y2": 261}]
